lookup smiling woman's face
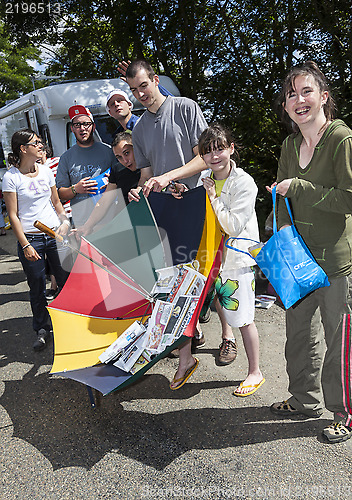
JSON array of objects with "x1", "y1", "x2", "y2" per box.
[{"x1": 284, "y1": 74, "x2": 328, "y2": 128}]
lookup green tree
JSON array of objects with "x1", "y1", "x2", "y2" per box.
[
  {"x1": 1, "y1": 0, "x2": 62, "y2": 45},
  {"x1": 0, "y1": 22, "x2": 42, "y2": 107},
  {"x1": 3, "y1": 0, "x2": 352, "y2": 228},
  {"x1": 301, "y1": 0, "x2": 352, "y2": 123}
]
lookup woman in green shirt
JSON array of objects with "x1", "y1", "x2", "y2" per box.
[{"x1": 268, "y1": 61, "x2": 352, "y2": 443}]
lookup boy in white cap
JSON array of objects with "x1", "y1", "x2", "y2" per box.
[
  {"x1": 56, "y1": 104, "x2": 118, "y2": 227},
  {"x1": 106, "y1": 89, "x2": 139, "y2": 132}
]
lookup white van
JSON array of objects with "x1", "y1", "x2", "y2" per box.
[{"x1": 0, "y1": 76, "x2": 179, "y2": 169}]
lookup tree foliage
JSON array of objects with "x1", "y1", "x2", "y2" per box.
[
  {"x1": 0, "y1": 22, "x2": 42, "y2": 107},
  {"x1": 2, "y1": 0, "x2": 352, "y2": 224},
  {"x1": 1, "y1": 0, "x2": 61, "y2": 45}
]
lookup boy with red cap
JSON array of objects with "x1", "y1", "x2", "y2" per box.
[{"x1": 56, "y1": 104, "x2": 118, "y2": 227}]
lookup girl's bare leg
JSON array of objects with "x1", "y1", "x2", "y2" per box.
[
  {"x1": 170, "y1": 337, "x2": 198, "y2": 389},
  {"x1": 215, "y1": 296, "x2": 234, "y2": 340},
  {"x1": 234, "y1": 322, "x2": 263, "y2": 395}
]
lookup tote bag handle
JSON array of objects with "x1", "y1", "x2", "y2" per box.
[
  {"x1": 225, "y1": 185, "x2": 294, "y2": 258},
  {"x1": 224, "y1": 237, "x2": 261, "y2": 258},
  {"x1": 272, "y1": 185, "x2": 294, "y2": 233}
]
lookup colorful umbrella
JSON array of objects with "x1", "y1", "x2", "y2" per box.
[{"x1": 45, "y1": 187, "x2": 223, "y2": 395}]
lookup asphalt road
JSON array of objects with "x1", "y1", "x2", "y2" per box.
[{"x1": 0, "y1": 229, "x2": 351, "y2": 499}]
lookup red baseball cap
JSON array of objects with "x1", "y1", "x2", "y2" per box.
[{"x1": 68, "y1": 104, "x2": 94, "y2": 122}]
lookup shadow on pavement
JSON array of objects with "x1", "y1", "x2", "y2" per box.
[
  {"x1": 0, "y1": 269, "x2": 27, "y2": 288},
  {"x1": 0, "y1": 250, "x2": 329, "y2": 474},
  {"x1": 0, "y1": 245, "x2": 10, "y2": 256},
  {"x1": 0, "y1": 288, "x2": 30, "y2": 307},
  {"x1": 0, "y1": 316, "x2": 47, "y2": 368},
  {"x1": 0, "y1": 360, "x2": 329, "y2": 472}
]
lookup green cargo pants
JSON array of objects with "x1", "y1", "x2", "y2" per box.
[{"x1": 285, "y1": 275, "x2": 352, "y2": 422}]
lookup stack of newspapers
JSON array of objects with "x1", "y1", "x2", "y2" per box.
[
  {"x1": 99, "y1": 263, "x2": 206, "y2": 374},
  {"x1": 254, "y1": 294, "x2": 276, "y2": 309}
]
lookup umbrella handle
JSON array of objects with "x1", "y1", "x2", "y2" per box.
[{"x1": 34, "y1": 220, "x2": 64, "y2": 242}]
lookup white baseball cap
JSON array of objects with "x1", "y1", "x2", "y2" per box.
[{"x1": 106, "y1": 89, "x2": 133, "y2": 114}]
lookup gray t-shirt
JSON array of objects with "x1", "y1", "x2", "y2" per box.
[
  {"x1": 56, "y1": 141, "x2": 118, "y2": 226},
  {"x1": 132, "y1": 96, "x2": 207, "y2": 188}
]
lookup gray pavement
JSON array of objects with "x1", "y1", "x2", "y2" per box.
[{"x1": 0, "y1": 228, "x2": 351, "y2": 500}]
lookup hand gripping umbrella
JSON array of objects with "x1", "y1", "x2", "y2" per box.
[{"x1": 36, "y1": 187, "x2": 223, "y2": 396}]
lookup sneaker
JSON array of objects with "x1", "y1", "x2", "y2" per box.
[
  {"x1": 46, "y1": 288, "x2": 58, "y2": 300},
  {"x1": 191, "y1": 333, "x2": 206, "y2": 353},
  {"x1": 199, "y1": 308, "x2": 211, "y2": 323},
  {"x1": 33, "y1": 328, "x2": 49, "y2": 351},
  {"x1": 322, "y1": 421, "x2": 352, "y2": 443},
  {"x1": 219, "y1": 339, "x2": 237, "y2": 364}
]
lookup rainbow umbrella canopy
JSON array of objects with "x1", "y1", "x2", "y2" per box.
[{"x1": 48, "y1": 187, "x2": 223, "y2": 395}]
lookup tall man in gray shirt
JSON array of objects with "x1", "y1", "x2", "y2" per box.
[
  {"x1": 125, "y1": 60, "x2": 208, "y2": 201},
  {"x1": 125, "y1": 59, "x2": 208, "y2": 389}
]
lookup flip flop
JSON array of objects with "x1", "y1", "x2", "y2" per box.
[
  {"x1": 233, "y1": 377, "x2": 265, "y2": 397},
  {"x1": 169, "y1": 357, "x2": 199, "y2": 390}
]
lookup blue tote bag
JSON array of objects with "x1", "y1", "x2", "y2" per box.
[{"x1": 226, "y1": 187, "x2": 330, "y2": 309}]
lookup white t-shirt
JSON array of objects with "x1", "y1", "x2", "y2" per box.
[
  {"x1": 2, "y1": 165, "x2": 60, "y2": 233},
  {"x1": 44, "y1": 157, "x2": 72, "y2": 218}
]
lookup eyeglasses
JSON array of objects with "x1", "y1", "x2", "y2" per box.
[
  {"x1": 72, "y1": 122, "x2": 93, "y2": 129},
  {"x1": 26, "y1": 140, "x2": 43, "y2": 147}
]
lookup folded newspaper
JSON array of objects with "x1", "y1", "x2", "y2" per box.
[
  {"x1": 99, "y1": 321, "x2": 146, "y2": 364},
  {"x1": 100, "y1": 263, "x2": 206, "y2": 373},
  {"x1": 255, "y1": 294, "x2": 276, "y2": 309}
]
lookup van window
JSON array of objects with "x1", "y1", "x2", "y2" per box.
[
  {"x1": 39, "y1": 125, "x2": 53, "y2": 152},
  {"x1": 0, "y1": 143, "x2": 5, "y2": 165},
  {"x1": 94, "y1": 115, "x2": 119, "y2": 145},
  {"x1": 24, "y1": 111, "x2": 31, "y2": 129},
  {"x1": 0, "y1": 143, "x2": 6, "y2": 191},
  {"x1": 66, "y1": 122, "x2": 76, "y2": 149}
]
